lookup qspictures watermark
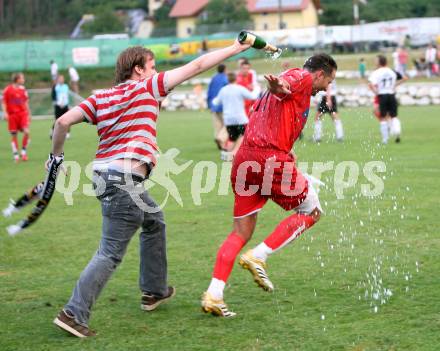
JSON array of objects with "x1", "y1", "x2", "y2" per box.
[{"x1": 55, "y1": 148, "x2": 386, "y2": 209}]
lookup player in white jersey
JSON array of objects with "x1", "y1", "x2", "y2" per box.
[
  {"x1": 313, "y1": 80, "x2": 344, "y2": 142},
  {"x1": 213, "y1": 72, "x2": 260, "y2": 161},
  {"x1": 368, "y1": 55, "x2": 407, "y2": 144}
]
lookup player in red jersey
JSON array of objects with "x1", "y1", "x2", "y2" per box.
[
  {"x1": 2, "y1": 73, "x2": 31, "y2": 162},
  {"x1": 202, "y1": 54, "x2": 337, "y2": 317},
  {"x1": 236, "y1": 58, "x2": 258, "y2": 116}
]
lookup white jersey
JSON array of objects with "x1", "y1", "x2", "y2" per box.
[
  {"x1": 369, "y1": 67, "x2": 399, "y2": 95},
  {"x1": 213, "y1": 83, "x2": 260, "y2": 126},
  {"x1": 328, "y1": 81, "x2": 337, "y2": 96},
  {"x1": 51, "y1": 62, "x2": 58, "y2": 78},
  {"x1": 69, "y1": 67, "x2": 80, "y2": 82},
  {"x1": 425, "y1": 47, "x2": 437, "y2": 63}
]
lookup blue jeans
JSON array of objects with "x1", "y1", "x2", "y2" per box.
[{"x1": 64, "y1": 171, "x2": 168, "y2": 326}]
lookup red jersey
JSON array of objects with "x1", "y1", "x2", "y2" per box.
[
  {"x1": 243, "y1": 68, "x2": 313, "y2": 152},
  {"x1": 236, "y1": 70, "x2": 255, "y2": 90},
  {"x1": 3, "y1": 84, "x2": 29, "y2": 117},
  {"x1": 237, "y1": 70, "x2": 257, "y2": 116}
]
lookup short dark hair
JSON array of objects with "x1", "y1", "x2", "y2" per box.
[
  {"x1": 377, "y1": 55, "x2": 387, "y2": 66},
  {"x1": 217, "y1": 64, "x2": 226, "y2": 73},
  {"x1": 240, "y1": 58, "x2": 250, "y2": 66},
  {"x1": 12, "y1": 72, "x2": 23, "y2": 83},
  {"x1": 227, "y1": 72, "x2": 236, "y2": 83},
  {"x1": 303, "y1": 53, "x2": 337, "y2": 76},
  {"x1": 115, "y1": 46, "x2": 155, "y2": 84}
]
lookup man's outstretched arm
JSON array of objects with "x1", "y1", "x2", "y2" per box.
[
  {"x1": 51, "y1": 108, "x2": 84, "y2": 156},
  {"x1": 166, "y1": 40, "x2": 250, "y2": 90}
]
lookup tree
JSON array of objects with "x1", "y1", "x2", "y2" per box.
[
  {"x1": 319, "y1": 0, "x2": 440, "y2": 25},
  {"x1": 151, "y1": 2, "x2": 176, "y2": 37},
  {"x1": 198, "y1": 0, "x2": 250, "y2": 25},
  {"x1": 81, "y1": 6, "x2": 125, "y2": 35}
]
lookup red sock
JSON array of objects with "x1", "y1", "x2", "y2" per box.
[
  {"x1": 264, "y1": 213, "x2": 316, "y2": 251},
  {"x1": 212, "y1": 232, "x2": 246, "y2": 282},
  {"x1": 11, "y1": 135, "x2": 19, "y2": 154},
  {"x1": 22, "y1": 134, "x2": 29, "y2": 150}
]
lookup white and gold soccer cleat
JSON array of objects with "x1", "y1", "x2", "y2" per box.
[
  {"x1": 201, "y1": 292, "x2": 236, "y2": 318},
  {"x1": 239, "y1": 250, "x2": 274, "y2": 292}
]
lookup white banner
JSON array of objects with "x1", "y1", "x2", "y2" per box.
[
  {"x1": 72, "y1": 47, "x2": 100, "y2": 65},
  {"x1": 256, "y1": 17, "x2": 440, "y2": 47}
]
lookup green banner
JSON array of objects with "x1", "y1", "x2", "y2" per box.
[{"x1": 0, "y1": 35, "x2": 258, "y2": 72}]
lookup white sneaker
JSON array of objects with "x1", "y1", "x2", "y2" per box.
[
  {"x1": 66, "y1": 133, "x2": 71, "y2": 139},
  {"x1": 2, "y1": 200, "x2": 19, "y2": 217},
  {"x1": 7, "y1": 224, "x2": 22, "y2": 236}
]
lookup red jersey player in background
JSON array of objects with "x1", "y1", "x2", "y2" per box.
[
  {"x1": 2, "y1": 73, "x2": 31, "y2": 162},
  {"x1": 236, "y1": 58, "x2": 258, "y2": 116},
  {"x1": 202, "y1": 54, "x2": 337, "y2": 317}
]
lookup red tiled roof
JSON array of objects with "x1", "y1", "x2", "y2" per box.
[
  {"x1": 170, "y1": 0, "x2": 314, "y2": 18},
  {"x1": 169, "y1": 0, "x2": 209, "y2": 18}
]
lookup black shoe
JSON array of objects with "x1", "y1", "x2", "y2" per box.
[
  {"x1": 395, "y1": 137, "x2": 401, "y2": 143},
  {"x1": 141, "y1": 286, "x2": 176, "y2": 311}
]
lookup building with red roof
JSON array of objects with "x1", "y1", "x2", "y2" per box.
[{"x1": 169, "y1": 0, "x2": 319, "y2": 37}]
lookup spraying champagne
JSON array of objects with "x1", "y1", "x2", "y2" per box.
[{"x1": 238, "y1": 31, "x2": 282, "y2": 58}]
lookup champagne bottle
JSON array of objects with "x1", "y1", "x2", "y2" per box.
[{"x1": 238, "y1": 31, "x2": 281, "y2": 55}]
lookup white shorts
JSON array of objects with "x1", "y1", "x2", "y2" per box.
[{"x1": 294, "y1": 184, "x2": 323, "y2": 215}]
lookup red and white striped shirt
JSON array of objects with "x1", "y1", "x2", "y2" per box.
[{"x1": 76, "y1": 72, "x2": 169, "y2": 171}]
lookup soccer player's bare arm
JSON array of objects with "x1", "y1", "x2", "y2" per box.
[
  {"x1": 395, "y1": 72, "x2": 409, "y2": 87},
  {"x1": 1, "y1": 101, "x2": 7, "y2": 120},
  {"x1": 166, "y1": 40, "x2": 250, "y2": 90},
  {"x1": 51, "y1": 108, "x2": 84, "y2": 156},
  {"x1": 25, "y1": 101, "x2": 31, "y2": 117},
  {"x1": 368, "y1": 82, "x2": 378, "y2": 95}
]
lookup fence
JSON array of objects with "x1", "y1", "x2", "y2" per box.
[
  {"x1": 0, "y1": 33, "x2": 258, "y2": 72},
  {"x1": 0, "y1": 17, "x2": 438, "y2": 72}
]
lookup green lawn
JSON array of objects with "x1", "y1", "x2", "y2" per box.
[{"x1": 0, "y1": 105, "x2": 439, "y2": 350}]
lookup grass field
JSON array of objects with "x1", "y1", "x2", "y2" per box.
[{"x1": 0, "y1": 105, "x2": 439, "y2": 350}]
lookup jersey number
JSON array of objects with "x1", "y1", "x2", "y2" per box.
[{"x1": 380, "y1": 77, "x2": 394, "y2": 89}]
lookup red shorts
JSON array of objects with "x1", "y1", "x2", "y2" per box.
[
  {"x1": 373, "y1": 96, "x2": 381, "y2": 119},
  {"x1": 231, "y1": 146, "x2": 308, "y2": 218},
  {"x1": 8, "y1": 113, "x2": 29, "y2": 132}
]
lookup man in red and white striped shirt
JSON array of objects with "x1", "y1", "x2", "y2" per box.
[{"x1": 50, "y1": 42, "x2": 251, "y2": 337}]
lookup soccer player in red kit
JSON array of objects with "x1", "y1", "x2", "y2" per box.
[
  {"x1": 236, "y1": 58, "x2": 258, "y2": 116},
  {"x1": 202, "y1": 54, "x2": 337, "y2": 317},
  {"x1": 2, "y1": 73, "x2": 31, "y2": 162}
]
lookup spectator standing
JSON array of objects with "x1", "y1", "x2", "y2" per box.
[
  {"x1": 425, "y1": 44, "x2": 437, "y2": 77},
  {"x1": 50, "y1": 60, "x2": 58, "y2": 83},
  {"x1": 359, "y1": 58, "x2": 366, "y2": 79},
  {"x1": 392, "y1": 48, "x2": 401, "y2": 73},
  {"x1": 397, "y1": 47, "x2": 409, "y2": 76},
  {"x1": 68, "y1": 66, "x2": 80, "y2": 93},
  {"x1": 51, "y1": 75, "x2": 70, "y2": 139}
]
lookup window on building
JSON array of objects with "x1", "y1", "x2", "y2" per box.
[
  {"x1": 263, "y1": 23, "x2": 268, "y2": 30},
  {"x1": 187, "y1": 27, "x2": 193, "y2": 35}
]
